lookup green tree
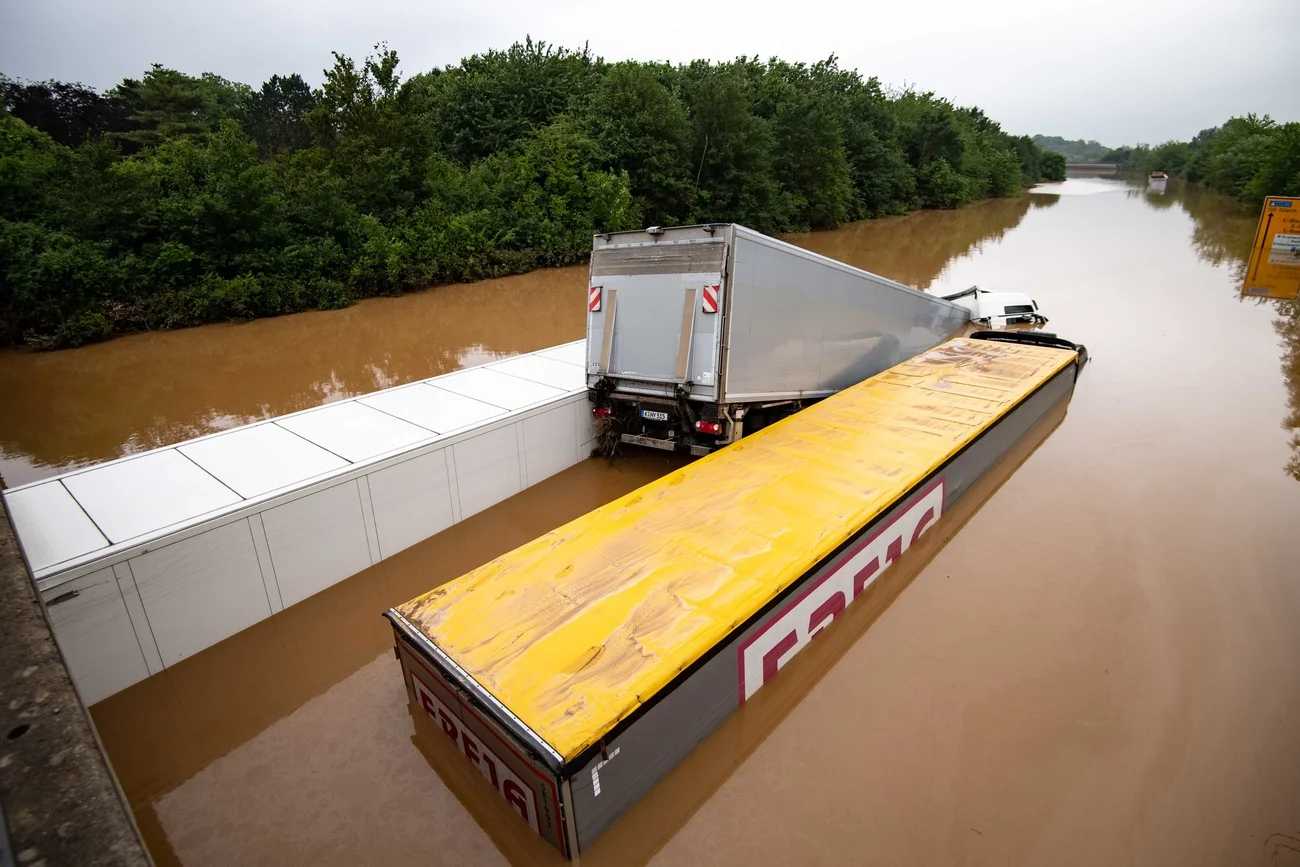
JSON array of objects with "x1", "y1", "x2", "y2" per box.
[
  {"x1": 1147, "y1": 140, "x2": 1192, "y2": 175},
  {"x1": 0, "y1": 43, "x2": 1068, "y2": 349},
  {"x1": 308, "y1": 46, "x2": 427, "y2": 220},
  {"x1": 682, "y1": 64, "x2": 783, "y2": 230},
  {"x1": 480, "y1": 117, "x2": 634, "y2": 266},
  {"x1": 1242, "y1": 122, "x2": 1300, "y2": 201},
  {"x1": 110, "y1": 65, "x2": 248, "y2": 147},
  {"x1": 433, "y1": 38, "x2": 602, "y2": 165},
  {"x1": 841, "y1": 76, "x2": 915, "y2": 217},
  {"x1": 241, "y1": 74, "x2": 316, "y2": 157},
  {"x1": 0, "y1": 77, "x2": 132, "y2": 147},
  {"x1": 585, "y1": 63, "x2": 694, "y2": 226},
  {"x1": 1039, "y1": 150, "x2": 1067, "y2": 181},
  {"x1": 764, "y1": 60, "x2": 853, "y2": 229}
]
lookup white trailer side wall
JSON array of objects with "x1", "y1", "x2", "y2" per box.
[{"x1": 4, "y1": 343, "x2": 594, "y2": 705}]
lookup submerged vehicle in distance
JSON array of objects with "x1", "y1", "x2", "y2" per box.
[
  {"x1": 942, "y1": 286, "x2": 1048, "y2": 329},
  {"x1": 583, "y1": 224, "x2": 1048, "y2": 456}
]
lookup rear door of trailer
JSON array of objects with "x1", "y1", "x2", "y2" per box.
[{"x1": 586, "y1": 228, "x2": 729, "y2": 403}]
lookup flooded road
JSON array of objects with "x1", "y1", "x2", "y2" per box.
[
  {"x1": 31, "y1": 177, "x2": 1300, "y2": 865},
  {"x1": 0, "y1": 195, "x2": 1037, "y2": 488},
  {"x1": 0, "y1": 266, "x2": 585, "y2": 486}
]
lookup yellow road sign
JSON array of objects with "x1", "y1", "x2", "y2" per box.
[{"x1": 1243, "y1": 197, "x2": 1300, "y2": 300}]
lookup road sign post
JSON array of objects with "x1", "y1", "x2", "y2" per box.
[{"x1": 1243, "y1": 197, "x2": 1300, "y2": 300}]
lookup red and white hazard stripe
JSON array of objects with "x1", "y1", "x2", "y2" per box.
[
  {"x1": 702, "y1": 284, "x2": 719, "y2": 314},
  {"x1": 588, "y1": 285, "x2": 601, "y2": 312}
]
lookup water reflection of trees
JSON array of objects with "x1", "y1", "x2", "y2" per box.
[
  {"x1": 1176, "y1": 183, "x2": 1258, "y2": 279},
  {"x1": 1152, "y1": 179, "x2": 1298, "y2": 480},
  {"x1": 1277, "y1": 301, "x2": 1300, "y2": 481},
  {"x1": 1121, "y1": 174, "x2": 1254, "y2": 278},
  {"x1": 0, "y1": 266, "x2": 587, "y2": 484},
  {"x1": 789, "y1": 194, "x2": 1044, "y2": 290}
]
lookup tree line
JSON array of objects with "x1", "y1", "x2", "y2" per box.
[
  {"x1": 1100, "y1": 115, "x2": 1300, "y2": 203},
  {"x1": 1031, "y1": 135, "x2": 1111, "y2": 164},
  {"x1": 0, "y1": 40, "x2": 1066, "y2": 349}
]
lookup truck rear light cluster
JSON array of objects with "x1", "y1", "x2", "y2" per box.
[
  {"x1": 695, "y1": 420, "x2": 722, "y2": 435},
  {"x1": 593, "y1": 406, "x2": 612, "y2": 419}
]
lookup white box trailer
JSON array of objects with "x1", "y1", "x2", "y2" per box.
[{"x1": 584, "y1": 223, "x2": 970, "y2": 455}]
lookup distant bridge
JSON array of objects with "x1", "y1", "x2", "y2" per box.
[{"x1": 1066, "y1": 163, "x2": 1119, "y2": 174}]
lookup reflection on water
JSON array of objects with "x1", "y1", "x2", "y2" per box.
[
  {"x1": 1179, "y1": 186, "x2": 1258, "y2": 278},
  {"x1": 90, "y1": 453, "x2": 685, "y2": 866},
  {"x1": 409, "y1": 402, "x2": 1069, "y2": 867},
  {"x1": 95, "y1": 397, "x2": 1069, "y2": 867},
  {"x1": 34, "y1": 180, "x2": 1300, "y2": 865},
  {"x1": 1031, "y1": 177, "x2": 1122, "y2": 196},
  {"x1": 1130, "y1": 177, "x2": 1300, "y2": 477},
  {"x1": 788, "y1": 194, "x2": 1042, "y2": 291},
  {"x1": 0, "y1": 266, "x2": 586, "y2": 486},
  {"x1": 1278, "y1": 301, "x2": 1300, "y2": 480},
  {"x1": 0, "y1": 196, "x2": 1043, "y2": 488}
]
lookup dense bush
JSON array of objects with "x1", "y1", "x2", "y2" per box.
[
  {"x1": 1102, "y1": 115, "x2": 1300, "y2": 203},
  {"x1": 0, "y1": 41, "x2": 1060, "y2": 348}
]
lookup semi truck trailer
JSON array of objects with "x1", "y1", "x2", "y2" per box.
[
  {"x1": 387, "y1": 330, "x2": 1087, "y2": 856},
  {"x1": 583, "y1": 223, "x2": 1045, "y2": 456}
]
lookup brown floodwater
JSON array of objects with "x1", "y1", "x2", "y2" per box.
[
  {"x1": 0, "y1": 194, "x2": 1038, "y2": 488},
  {"x1": 21, "y1": 176, "x2": 1300, "y2": 866},
  {"x1": 0, "y1": 265, "x2": 586, "y2": 487}
]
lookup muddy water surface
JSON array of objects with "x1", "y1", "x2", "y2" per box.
[
  {"x1": 27, "y1": 178, "x2": 1300, "y2": 865},
  {"x1": 0, "y1": 265, "x2": 585, "y2": 486}
]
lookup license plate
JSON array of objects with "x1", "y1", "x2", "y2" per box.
[{"x1": 641, "y1": 409, "x2": 669, "y2": 421}]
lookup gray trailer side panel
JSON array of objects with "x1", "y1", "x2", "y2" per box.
[{"x1": 721, "y1": 227, "x2": 967, "y2": 402}]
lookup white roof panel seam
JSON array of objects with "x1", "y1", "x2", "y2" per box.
[
  {"x1": 3, "y1": 341, "x2": 587, "y2": 494},
  {"x1": 28, "y1": 392, "x2": 582, "y2": 588},
  {"x1": 421, "y1": 383, "x2": 512, "y2": 413},
  {"x1": 9, "y1": 341, "x2": 587, "y2": 584},
  {"x1": 174, "y1": 448, "x2": 246, "y2": 501},
  {"x1": 271, "y1": 420, "x2": 355, "y2": 465},
  {"x1": 354, "y1": 396, "x2": 453, "y2": 431},
  {"x1": 62, "y1": 478, "x2": 111, "y2": 552}
]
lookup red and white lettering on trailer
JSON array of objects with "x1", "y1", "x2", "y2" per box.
[
  {"x1": 589, "y1": 286, "x2": 602, "y2": 313},
  {"x1": 702, "y1": 284, "x2": 719, "y2": 314},
  {"x1": 412, "y1": 676, "x2": 541, "y2": 833},
  {"x1": 737, "y1": 477, "x2": 945, "y2": 703}
]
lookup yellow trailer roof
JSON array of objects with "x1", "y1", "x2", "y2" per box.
[{"x1": 396, "y1": 337, "x2": 1077, "y2": 761}]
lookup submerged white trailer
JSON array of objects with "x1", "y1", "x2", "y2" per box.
[
  {"x1": 2, "y1": 342, "x2": 594, "y2": 705},
  {"x1": 584, "y1": 224, "x2": 972, "y2": 455}
]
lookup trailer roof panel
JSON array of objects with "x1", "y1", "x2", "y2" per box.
[
  {"x1": 434, "y1": 367, "x2": 566, "y2": 411},
  {"x1": 4, "y1": 481, "x2": 110, "y2": 572},
  {"x1": 396, "y1": 337, "x2": 1079, "y2": 762},
  {"x1": 360, "y1": 383, "x2": 506, "y2": 434},
  {"x1": 275, "y1": 401, "x2": 435, "y2": 463},
  {"x1": 536, "y1": 342, "x2": 587, "y2": 367},
  {"x1": 178, "y1": 423, "x2": 348, "y2": 499},
  {"x1": 61, "y1": 450, "x2": 242, "y2": 543},
  {"x1": 490, "y1": 355, "x2": 586, "y2": 392}
]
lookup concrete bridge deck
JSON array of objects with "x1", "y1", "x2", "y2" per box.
[{"x1": 2, "y1": 341, "x2": 594, "y2": 705}]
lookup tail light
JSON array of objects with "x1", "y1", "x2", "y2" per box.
[
  {"x1": 695, "y1": 420, "x2": 722, "y2": 435},
  {"x1": 593, "y1": 406, "x2": 612, "y2": 418}
]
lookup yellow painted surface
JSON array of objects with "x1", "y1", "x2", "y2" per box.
[
  {"x1": 1242, "y1": 197, "x2": 1300, "y2": 300},
  {"x1": 397, "y1": 337, "x2": 1078, "y2": 760}
]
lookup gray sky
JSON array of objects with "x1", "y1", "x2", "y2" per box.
[{"x1": 1, "y1": 0, "x2": 1295, "y2": 145}]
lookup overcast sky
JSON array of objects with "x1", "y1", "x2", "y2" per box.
[{"x1": 1, "y1": 0, "x2": 1294, "y2": 146}]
